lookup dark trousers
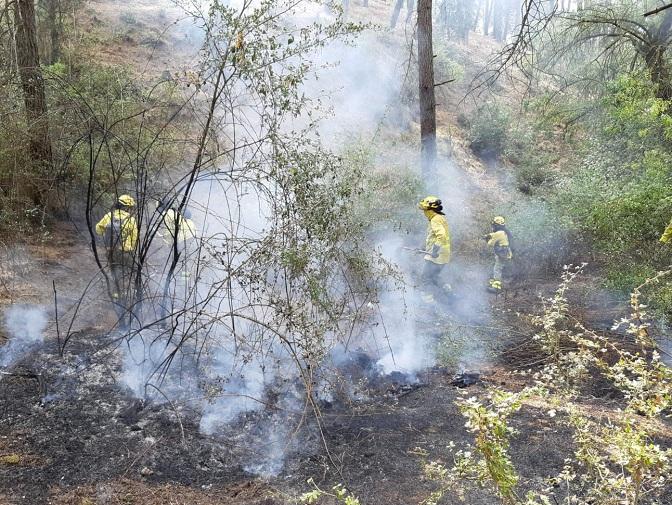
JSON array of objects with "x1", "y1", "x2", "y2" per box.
[
  {"x1": 107, "y1": 248, "x2": 135, "y2": 320},
  {"x1": 421, "y1": 260, "x2": 449, "y2": 302}
]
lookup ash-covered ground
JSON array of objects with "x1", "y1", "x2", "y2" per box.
[
  {"x1": 0, "y1": 319, "x2": 579, "y2": 505},
  {"x1": 1, "y1": 235, "x2": 669, "y2": 505}
]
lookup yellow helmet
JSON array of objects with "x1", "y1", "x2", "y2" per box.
[
  {"x1": 418, "y1": 196, "x2": 442, "y2": 211},
  {"x1": 492, "y1": 216, "x2": 506, "y2": 225},
  {"x1": 118, "y1": 194, "x2": 136, "y2": 207}
]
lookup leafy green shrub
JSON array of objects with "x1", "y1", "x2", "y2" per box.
[
  {"x1": 557, "y1": 75, "x2": 672, "y2": 248},
  {"x1": 604, "y1": 263, "x2": 656, "y2": 293},
  {"x1": 421, "y1": 270, "x2": 672, "y2": 505},
  {"x1": 548, "y1": 73, "x2": 672, "y2": 314},
  {"x1": 605, "y1": 263, "x2": 672, "y2": 318},
  {"x1": 467, "y1": 102, "x2": 510, "y2": 160}
]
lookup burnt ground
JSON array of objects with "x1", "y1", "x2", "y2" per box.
[
  {"x1": 2, "y1": 233, "x2": 669, "y2": 505},
  {"x1": 0, "y1": 329, "x2": 575, "y2": 505},
  {"x1": 4, "y1": 312, "x2": 668, "y2": 505}
]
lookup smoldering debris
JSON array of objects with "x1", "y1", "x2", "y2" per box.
[
  {"x1": 0, "y1": 305, "x2": 48, "y2": 370},
  {"x1": 450, "y1": 371, "x2": 481, "y2": 388}
]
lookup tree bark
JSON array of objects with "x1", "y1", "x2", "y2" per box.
[
  {"x1": 417, "y1": 0, "x2": 436, "y2": 181},
  {"x1": 483, "y1": 0, "x2": 492, "y2": 35},
  {"x1": 493, "y1": 0, "x2": 503, "y2": 41},
  {"x1": 46, "y1": 0, "x2": 61, "y2": 64},
  {"x1": 405, "y1": 0, "x2": 414, "y2": 22},
  {"x1": 14, "y1": 0, "x2": 53, "y2": 203},
  {"x1": 390, "y1": 0, "x2": 404, "y2": 28}
]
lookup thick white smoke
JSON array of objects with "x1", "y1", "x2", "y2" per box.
[
  {"x1": 371, "y1": 237, "x2": 434, "y2": 375},
  {"x1": 0, "y1": 305, "x2": 48, "y2": 369}
]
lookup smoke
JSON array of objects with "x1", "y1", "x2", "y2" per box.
[
  {"x1": 0, "y1": 305, "x2": 48, "y2": 369},
  {"x1": 369, "y1": 237, "x2": 434, "y2": 376},
  {"x1": 199, "y1": 345, "x2": 276, "y2": 434},
  {"x1": 239, "y1": 383, "x2": 306, "y2": 477},
  {"x1": 105, "y1": 0, "x2": 508, "y2": 478},
  {"x1": 307, "y1": 32, "x2": 406, "y2": 145}
]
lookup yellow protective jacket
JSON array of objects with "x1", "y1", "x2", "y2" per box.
[
  {"x1": 660, "y1": 220, "x2": 672, "y2": 243},
  {"x1": 487, "y1": 230, "x2": 512, "y2": 259},
  {"x1": 424, "y1": 210, "x2": 451, "y2": 264},
  {"x1": 95, "y1": 209, "x2": 138, "y2": 252},
  {"x1": 161, "y1": 209, "x2": 196, "y2": 244}
]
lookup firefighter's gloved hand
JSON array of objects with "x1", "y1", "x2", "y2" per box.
[
  {"x1": 430, "y1": 244, "x2": 441, "y2": 258},
  {"x1": 482, "y1": 234, "x2": 491, "y2": 241}
]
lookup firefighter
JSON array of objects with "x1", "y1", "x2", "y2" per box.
[
  {"x1": 484, "y1": 216, "x2": 513, "y2": 293},
  {"x1": 156, "y1": 200, "x2": 197, "y2": 276},
  {"x1": 418, "y1": 196, "x2": 451, "y2": 303},
  {"x1": 157, "y1": 200, "x2": 196, "y2": 249},
  {"x1": 156, "y1": 200, "x2": 197, "y2": 314},
  {"x1": 660, "y1": 218, "x2": 672, "y2": 244},
  {"x1": 95, "y1": 194, "x2": 139, "y2": 309}
]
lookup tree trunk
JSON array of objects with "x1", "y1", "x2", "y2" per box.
[
  {"x1": 46, "y1": 0, "x2": 61, "y2": 64},
  {"x1": 483, "y1": 0, "x2": 492, "y2": 35},
  {"x1": 493, "y1": 0, "x2": 509, "y2": 42},
  {"x1": 417, "y1": 0, "x2": 436, "y2": 181},
  {"x1": 472, "y1": 0, "x2": 481, "y2": 32},
  {"x1": 15, "y1": 0, "x2": 53, "y2": 204},
  {"x1": 405, "y1": 0, "x2": 415, "y2": 23},
  {"x1": 390, "y1": 0, "x2": 404, "y2": 28}
]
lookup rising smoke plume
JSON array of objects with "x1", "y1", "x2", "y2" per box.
[{"x1": 0, "y1": 305, "x2": 48, "y2": 370}]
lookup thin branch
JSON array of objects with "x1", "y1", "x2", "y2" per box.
[{"x1": 644, "y1": 3, "x2": 672, "y2": 17}]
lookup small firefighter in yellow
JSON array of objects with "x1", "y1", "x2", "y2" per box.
[
  {"x1": 660, "y1": 218, "x2": 672, "y2": 244},
  {"x1": 95, "y1": 194, "x2": 139, "y2": 309},
  {"x1": 484, "y1": 216, "x2": 513, "y2": 293},
  {"x1": 157, "y1": 200, "x2": 197, "y2": 279},
  {"x1": 158, "y1": 201, "x2": 197, "y2": 248},
  {"x1": 418, "y1": 196, "x2": 451, "y2": 303}
]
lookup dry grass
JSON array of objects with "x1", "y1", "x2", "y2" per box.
[{"x1": 49, "y1": 479, "x2": 278, "y2": 505}]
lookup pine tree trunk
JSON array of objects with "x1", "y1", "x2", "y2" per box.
[
  {"x1": 15, "y1": 0, "x2": 53, "y2": 204},
  {"x1": 390, "y1": 0, "x2": 404, "y2": 28},
  {"x1": 483, "y1": 0, "x2": 492, "y2": 35},
  {"x1": 406, "y1": 0, "x2": 415, "y2": 22},
  {"x1": 46, "y1": 0, "x2": 61, "y2": 64},
  {"x1": 417, "y1": 0, "x2": 436, "y2": 181}
]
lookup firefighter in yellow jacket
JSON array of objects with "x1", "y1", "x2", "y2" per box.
[
  {"x1": 95, "y1": 194, "x2": 139, "y2": 307},
  {"x1": 484, "y1": 216, "x2": 513, "y2": 293},
  {"x1": 158, "y1": 204, "x2": 197, "y2": 247},
  {"x1": 157, "y1": 200, "x2": 197, "y2": 278},
  {"x1": 418, "y1": 196, "x2": 451, "y2": 303},
  {"x1": 660, "y1": 218, "x2": 672, "y2": 244}
]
